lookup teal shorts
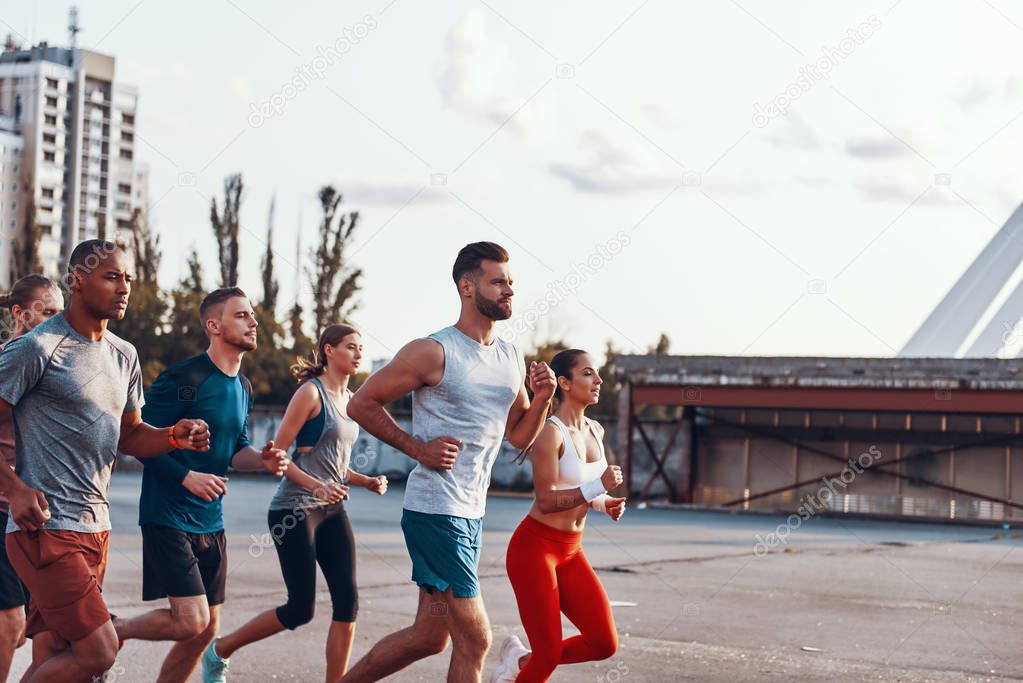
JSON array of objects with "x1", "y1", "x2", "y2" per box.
[{"x1": 400, "y1": 509, "x2": 483, "y2": 599}]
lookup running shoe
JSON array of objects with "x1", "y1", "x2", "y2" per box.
[
  {"x1": 202, "y1": 637, "x2": 230, "y2": 683},
  {"x1": 490, "y1": 634, "x2": 529, "y2": 682}
]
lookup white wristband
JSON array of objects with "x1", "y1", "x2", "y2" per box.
[
  {"x1": 580, "y1": 477, "x2": 606, "y2": 502},
  {"x1": 590, "y1": 494, "x2": 610, "y2": 513}
]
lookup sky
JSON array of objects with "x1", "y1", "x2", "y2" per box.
[{"x1": 3, "y1": 0, "x2": 1023, "y2": 363}]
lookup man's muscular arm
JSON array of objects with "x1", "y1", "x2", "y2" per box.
[{"x1": 347, "y1": 339, "x2": 461, "y2": 469}]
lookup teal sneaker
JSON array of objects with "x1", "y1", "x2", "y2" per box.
[{"x1": 202, "y1": 637, "x2": 229, "y2": 682}]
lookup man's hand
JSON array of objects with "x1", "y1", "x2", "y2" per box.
[
  {"x1": 182, "y1": 471, "x2": 228, "y2": 502},
  {"x1": 527, "y1": 361, "x2": 556, "y2": 403},
  {"x1": 9, "y1": 487, "x2": 49, "y2": 531},
  {"x1": 172, "y1": 419, "x2": 210, "y2": 452},
  {"x1": 366, "y1": 475, "x2": 388, "y2": 495},
  {"x1": 605, "y1": 496, "x2": 627, "y2": 521},
  {"x1": 260, "y1": 440, "x2": 289, "y2": 476},
  {"x1": 414, "y1": 437, "x2": 461, "y2": 470},
  {"x1": 601, "y1": 465, "x2": 624, "y2": 491},
  {"x1": 314, "y1": 481, "x2": 349, "y2": 504}
]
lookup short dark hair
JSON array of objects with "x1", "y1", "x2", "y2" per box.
[
  {"x1": 199, "y1": 287, "x2": 248, "y2": 325},
  {"x1": 67, "y1": 239, "x2": 122, "y2": 276},
  {"x1": 452, "y1": 241, "x2": 509, "y2": 285}
]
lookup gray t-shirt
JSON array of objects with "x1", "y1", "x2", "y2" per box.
[
  {"x1": 0, "y1": 312, "x2": 144, "y2": 533},
  {"x1": 269, "y1": 379, "x2": 359, "y2": 512},
  {"x1": 404, "y1": 326, "x2": 523, "y2": 519}
]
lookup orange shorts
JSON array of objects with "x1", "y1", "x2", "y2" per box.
[{"x1": 6, "y1": 530, "x2": 110, "y2": 642}]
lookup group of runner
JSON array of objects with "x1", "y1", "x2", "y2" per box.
[{"x1": 0, "y1": 238, "x2": 626, "y2": 683}]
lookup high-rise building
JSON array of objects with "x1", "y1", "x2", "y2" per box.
[
  {"x1": 0, "y1": 38, "x2": 144, "y2": 283},
  {"x1": 0, "y1": 119, "x2": 24, "y2": 287}
]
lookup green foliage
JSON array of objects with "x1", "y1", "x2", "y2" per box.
[
  {"x1": 105, "y1": 176, "x2": 367, "y2": 407},
  {"x1": 210, "y1": 173, "x2": 243, "y2": 287},
  {"x1": 310, "y1": 186, "x2": 362, "y2": 338}
]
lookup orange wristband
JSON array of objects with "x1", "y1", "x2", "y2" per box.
[{"x1": 168, "y1": 426, "x2": 184, "y2": 450}]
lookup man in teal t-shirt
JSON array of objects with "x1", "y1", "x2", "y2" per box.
[{"x1": 114, "y1": 288, "x2": 288, "y2": 683}]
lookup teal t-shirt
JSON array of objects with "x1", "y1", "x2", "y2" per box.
[{"x1": 138, "y1": 353, "x2": 252, "y2": 533}]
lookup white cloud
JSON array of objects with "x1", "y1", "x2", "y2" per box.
[
  {"x1": 845, "y1": 136, "x2": 909, "y2": 159},
  {"x1": 765, "y1": 111, "x2": 821, "y2": 151},
  {"x1": 436, "y1": 8, "x2": 551, "y2": 135},
  {"x1": 547, "y1": 130, "x2": 677, "y2": 193},
  {"x1": 333, "y1": 180, "x2": 449, "y2": 207}
]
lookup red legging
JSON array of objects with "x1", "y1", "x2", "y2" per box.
[{"x1": 505, "y1": 515, "x2": 618, "y2": 682}]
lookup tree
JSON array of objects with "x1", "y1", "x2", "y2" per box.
[
  {"x1": 288, "y1": 301, "x2": 314, "y2": 359},
  {"x1": 525, "y1": 338, "x2": 569, "y2": 368},
  {"x1": 309, "y1": 186, "x2": 362, "y2": 337},
  {"x1": 649, "y1": 332, "x2": 670, "y2": 355},
  {"x1": 109, "y1": 208, "x2": 168, "y2": 384},
  {"x1": 594, "y1": 339, "x2": 621, "y2": 417},
  {"x1": 245, "y1": 306, "x2": 294, "y2": 405},
  {"x1": 260, "y1": 194, "x2": 279, "y2": 314},
  {"x1": 210, "y1": 173, "x2": 242, "y2": 287},
  {"x1": 166, "y1": 247, "x2": 209, "y2": 362}
]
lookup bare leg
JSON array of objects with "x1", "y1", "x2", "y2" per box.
[
  {"x1": 214, "y1": 608, "x2": 284, "y2": 659},
  {"x1": 22, "y1": 620, "x2": 118, "y2": 683},
  {"x1": 441, "y1": 591, "x2": 491, "y2": 683},
  {"x1": 339, "y1": 589, "x2": 451, "y2": 683},
  {"x1": 114, "y1": 595, "x2": 209, "y2": 642},
  {"x1": 155, "y1": 604, "x2": 220, "y2": 683},
  {"x1": 19, "y1": 631, "x2": 64, "y2": 682},
  {"x1": 0, "y1": 605, "x2": 25, "y2": 680},
  {"x1": 325, "y1": 620, "x2": 355, "y2": 682}
]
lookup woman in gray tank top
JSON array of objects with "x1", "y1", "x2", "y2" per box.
[{"x1": 204, "y1": 324, "x2": 387, "y2": 683}]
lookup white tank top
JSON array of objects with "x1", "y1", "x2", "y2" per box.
[
  {"x1": 404, "y1": 326, "x2": 523, "y2": 519},
  {"x1": 547, "y1": 415, "x2": 607, "y2": 490}
]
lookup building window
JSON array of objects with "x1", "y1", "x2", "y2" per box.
[
  {"x1": 43, "y1": 151, "x2": 56, "y2": 162},
  {"x1": 119, "y1": 149, "x2": 133, "y2": 160},
  {"x1": 43, "y1": 133, "x2": 56, "y2": 144},
  {"x1": 122, "y1": 113, "x2": 134, "y2": 125},
  {"x1": 45, "y1": 95, "x2": 58, "y2": 107},
  {"x1": 121, "y1": 131, "x2": 134, "y2": 143},
  {"x1": 45, "y1": 78, "x2": 59, "y2": 89},
  {"x1": 42, "y1": 188, "x2": 55, "y2": 199},
  {"x1": 44, "y1": 114, "x2": 57, "y2": 126},
  {"x1": 118, "y1": 183, "x2": 131, "y2": 194}
]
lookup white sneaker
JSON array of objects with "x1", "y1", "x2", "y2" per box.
[{"x1": 490, "y1": 634, "x2": 529, "y2": 682}]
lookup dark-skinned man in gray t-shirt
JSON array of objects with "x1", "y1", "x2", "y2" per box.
[{"x1": 0, "y1": 240, "x2": 210, "y2": 683}]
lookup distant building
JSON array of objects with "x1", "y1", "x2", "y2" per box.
[
  {"x1": 0, "y1": 37, "x2": 145, "y2": 283},
  {"x1": 616, "y1": 354, "x2": 1023, "y2": 524}
]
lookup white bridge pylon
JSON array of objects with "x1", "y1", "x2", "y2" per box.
[{"x1": 900, "y1": 203, "x2": 1023, "y2": 358}]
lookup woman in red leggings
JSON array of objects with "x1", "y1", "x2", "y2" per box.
[{"x1": 494, "y1": 348, "x2": 627, "y2": 682}]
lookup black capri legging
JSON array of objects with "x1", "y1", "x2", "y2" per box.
[{"x1": 267, "y1": 503, "x2": 358, "y2": 629}]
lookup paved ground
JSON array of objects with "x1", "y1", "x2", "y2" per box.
[{"x1": 9, "y1": 472, "x2": 1023, "y2": 682}]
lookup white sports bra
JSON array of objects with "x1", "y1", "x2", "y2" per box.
[{"x1": 548, "y1": 415, "x2": 608, "y2": 490}]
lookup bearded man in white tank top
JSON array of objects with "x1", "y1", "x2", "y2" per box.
[{"x1": 342, "y1": 242, "x2": 556, "y2": 683}]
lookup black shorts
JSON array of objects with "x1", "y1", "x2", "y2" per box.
[
  {"x1": 141, "y1": 524, "x2": 227, "y2": 606},
  {"x1": 0, "y1": 513, "x2": 26, "y2": 611}
]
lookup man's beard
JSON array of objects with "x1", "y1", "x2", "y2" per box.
[
  {"x1": 226, "y1": 332, "x2": 257, "y2": 352},
  {"x1": 475, "y1": 292, "x2": 511, "y2": 321}
]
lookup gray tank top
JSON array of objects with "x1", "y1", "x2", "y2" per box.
[
  {"x1": 403, "y1": 326, "x2": 523, "y2": 519},
  {"x1": 269, "y1": 378, "x2": 359, "y2": 511}
]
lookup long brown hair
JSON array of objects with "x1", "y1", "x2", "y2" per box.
[
  {"x1": 0, "y1": 274, "x2": 56, "y2": 311},
  {"x1": 291, "y1": 323, "x2": 359, "y2": 382}
]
